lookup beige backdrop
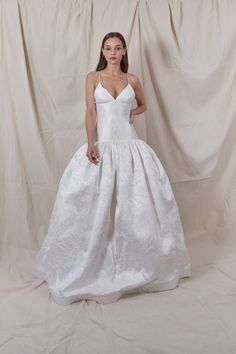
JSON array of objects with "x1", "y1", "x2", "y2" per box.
[{"x1": 1, "y1": 0, "x2": 236, "y2": 353}]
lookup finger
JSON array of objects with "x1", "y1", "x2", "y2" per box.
[
  {"x1": 94, "y1": 150, "x2": 99, "y2": 159},
  {"x1": 92, "y1": 152, "x2": 98, "y2": 160},
  {"x1": 94, "y1": 152, "x2": 100, "y2": 160},
  {"x1": 91, "y1": 155, "x2": 99, "y2": 164}
]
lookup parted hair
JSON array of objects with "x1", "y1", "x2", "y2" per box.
[{"x1": 96, "y1": 32, "x2": 128, "y2": 73}]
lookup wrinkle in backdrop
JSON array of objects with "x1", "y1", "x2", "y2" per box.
[
  {"x1": 1, "y1": 0, "x2": 236, "y2": 259},
  {"x1": 1, "y1": 1, "x2": 236, "y2": 353}
]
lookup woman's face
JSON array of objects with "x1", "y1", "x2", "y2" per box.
[{"x1": 102, "y1": 37, "x2": 126, "y2": 65}]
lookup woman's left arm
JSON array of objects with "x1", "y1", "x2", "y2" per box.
[{"x1": 129, "y1": 74, "x2": 147, "y2": 124}]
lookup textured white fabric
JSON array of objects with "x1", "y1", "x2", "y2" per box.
[{"x1": 33, "y1": 79, "x2": 191, "y2": 305}]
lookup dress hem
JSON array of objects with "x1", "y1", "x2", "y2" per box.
[{"x1": 35, "y1": 266, "x2": 191, "y2": 306}]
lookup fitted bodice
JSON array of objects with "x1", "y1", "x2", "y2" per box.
[{"x1": 93, "y1": 75, "x2": 139, "y2": 142}]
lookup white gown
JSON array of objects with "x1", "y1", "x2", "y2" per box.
[{"x1": 33, "y1": 72, "x2": 191, "y2": 305}]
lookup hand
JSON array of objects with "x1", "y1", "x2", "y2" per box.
[
  {"x1": 129, "y1": 113, "x2": 135, "y2": 125},
  {"x1": 86, "y1": 144, "x2": 100, "y2": 165}
]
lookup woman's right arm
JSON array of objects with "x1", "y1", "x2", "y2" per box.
[{"x1": 85, "y1": 72, "x2": 100, "y2": 165}]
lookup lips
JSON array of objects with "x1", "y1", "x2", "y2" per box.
[{"x1": 110, "y1": 57, "x2": 116, "y2": 59}]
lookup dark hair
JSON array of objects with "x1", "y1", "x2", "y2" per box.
[{"x1": 96, "y1": 32, "x2": 128, "y2": 73}]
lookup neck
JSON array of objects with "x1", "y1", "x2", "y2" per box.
[{"x1": 103, "y1": 64, "x2": 123, "y2": 76}]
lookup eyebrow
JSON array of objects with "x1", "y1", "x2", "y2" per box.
[{"x1": 104, "y1": 45, "x2": 122, "y2": 47}]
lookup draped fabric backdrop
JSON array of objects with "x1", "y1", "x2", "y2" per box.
[{"x1": 1, "y1": 0, "x2": 236, "y2": 353}]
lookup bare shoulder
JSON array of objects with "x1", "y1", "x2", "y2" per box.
[
  {"x1": 127, "y1": 72, "x2": 146, "y2": 104},
  {"x1": 86, "y1": 70, "x2": 98, "y2": 84},
  {"x1": 127, "y1": 73, "x2": 142, "y2": 87}
]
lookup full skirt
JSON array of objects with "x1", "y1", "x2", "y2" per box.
[{"x1": 33, "y1": 139, "x2": 191, "y2": 305}]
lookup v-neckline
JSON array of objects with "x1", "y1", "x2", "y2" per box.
[{"x1": 97, "y1": 82, "x2": 131, "y2": 101}]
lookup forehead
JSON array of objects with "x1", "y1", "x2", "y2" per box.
[{"x1": 104, "y1": 37, "x2": 123, "y2": 47}]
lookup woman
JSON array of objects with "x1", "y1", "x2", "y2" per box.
[{"x1": 34, "y1": 32, "x2": 191, "y2": 305}]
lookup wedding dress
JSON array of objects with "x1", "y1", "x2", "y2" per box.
[{"x1": 33, "y1": 71, "x2": 191, "y2": 305}]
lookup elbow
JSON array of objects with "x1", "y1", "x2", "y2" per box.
[{"x1": 86, "y1": 109, "x2": 96, "y2": 121}]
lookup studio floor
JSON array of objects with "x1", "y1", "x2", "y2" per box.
[{"x1": 1, "y1": 238, "x2": 236, "y2": 354}]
